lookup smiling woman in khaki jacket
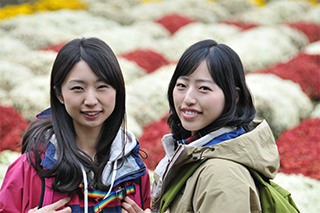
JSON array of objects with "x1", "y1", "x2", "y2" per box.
[{"x1": 121, "y1": 39, "x2": 279, "y2": 213}]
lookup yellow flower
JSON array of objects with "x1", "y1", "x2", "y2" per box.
[
  {"x1": 250, "y1": 0, "x2": 267, "y2": 7},
  {"x1": 307, "y1": 0, "x2": 319, "y2": 5},
  {"x1": 0, "y1": 3, "x2": 34, "y2": 20},
  {"x1": 34, "y1": 0, "x2": 87, "y2": 11},
  {"x1": 0, "y1": 0, "x2": 87, "y2": 20},
  {"x1": 140, "y1": 0, "x2": 162, "y2": 3}
]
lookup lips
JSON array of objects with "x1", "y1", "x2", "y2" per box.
[
  {"x1": 184, "y1": 111, "x2": 198, "y2": 115},
  {"x1": 82, "y1": 111, "x2": 101, "y2": 119},
  {"x1": 181, "y1": 108, "x2": 202, "y2": 120}
]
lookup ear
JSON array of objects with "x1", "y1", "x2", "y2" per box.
[
  {"x1": 236, "y1": 87, "x2": 240, "y2": 103},
  {"x1": 54, "y1": 86, "x2": 64, "y2": 104}
]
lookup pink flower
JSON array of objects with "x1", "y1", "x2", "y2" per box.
[
  {"x1": 219, "y1": 19, "x2": 259, "y2": 31},
  {"x1": 155, "y1": 13, "x2": 196, "y2": 35},
  {"x1": 286, "y1": 22, "x2": 320, "y2": 42},
  {"x1": 119, "y1": 49, "x2": 170, "y2": 73},
  {"x1": 138, "y1": 115, "x2": 170, "y2": 170},
  {"x1": 0, "y1": 105, "x2": 30, "y2": 152},
  {"x1": 255, "y1": 53, "x2": 320, "y2": 100},
  {"x1": 277, "y1": 118, "x2": 320, "y2": 180}
]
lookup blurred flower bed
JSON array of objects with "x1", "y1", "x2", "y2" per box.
[
  {"x1": 277, "y1": 118, "x2": 320, "y2": 180},
  {"x1": 119, "y1": 49, "x2": 171, "y2": 73},
  {"x1": 0, "y1": 106, "x2": 29, "y2": 152},
  {"x1": 0, "y1": 0, "x2": 319, "y2": 212},
  {"x1": 0, "y1": 0, "x2": 87, "y2": 20}
]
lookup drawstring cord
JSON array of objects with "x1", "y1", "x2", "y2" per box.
[
  {"x1": 138, "y1": 149, "x2": 148, "y2": 160},
  {"x1": 103, "y1": 160, "x2": 118, "y2": 200},
  {"x1": 193, "y1": 147, "x2": 215, "y2": 161},
  {"x1": 80, "y1": 161, "x2": 118, "y2": 213},
  {"x1": 80, "y1": 164, "x2": 88, "y2": 213}
]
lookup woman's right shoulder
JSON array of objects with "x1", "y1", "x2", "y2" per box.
[{"x1": 7, "y1": 153, "x2": 32, "y2": 170}]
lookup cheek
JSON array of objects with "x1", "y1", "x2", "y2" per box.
[
  {"x1": 218, "y1": 94, "x2": 226, "y2": 112},
  {"x1": 172, "y1": 89, "x2": 180, "y2": 110},
  {"x1": 105, "y1": 92, "x2": 117, "y2": 108}
]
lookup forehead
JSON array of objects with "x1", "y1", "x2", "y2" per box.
[
  {"x1": 179, "y1": 60, "x2": 213, "y2": 81},
  {"x1": 64, "y1": 61, "x2": 99, "y2": 83}
]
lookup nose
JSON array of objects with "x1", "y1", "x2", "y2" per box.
[
  {"x1": 184, "y1": 88, "x2": 197, "y2": 106},
  {"x1": 84, "y1": 90, "x2": 98, "y2": 106}
]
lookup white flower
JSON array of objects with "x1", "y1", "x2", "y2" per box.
[
  {"x1": 126, "y1": 64, "x2": 175, "y2": 127},
  {"x1": 0, "y1": 10, "x2": 119, "y2": 49},
  {"x1": 12, "y1": 50, "x2": 56, "y2": 76},
  {"x1": 0, "y1": 150, "x2": 21, "y2": 188},
  {"x1": 0, "y1": 61, "x2": 34, "y2": 91},
  {"x1": 310, "y1": 103, "x2": 320, "y2": 119},
  {"x1": 122, "y1": 0, "x2": 189, "y2": 22},
  {"x1": 225, "y1": 26, "x2": 307, "y2": 72},
  {"x1": 128, "y1": 21, "x2": 171, "y2": 40},
  {"x1": 299, "y1": 4, "x2": 320, "y2": 24},
  {"x1": 126, "y1": 115, "x2": 143, "y2": 138},
  {"x1": 181, "y1": 1, "x2": 230, "y2": 23},
  {"x1": 0, "y1": 88, "x2": 12, "y2": 107},
  {"x1": 246, "y1": 73, "x2": 313, "y2": 136},
  {"x1": 266, "y1": 0, "x2": 312, "y2": 23},
  {"x1": 0, "y1": 150, "x2": 21, "y2": 166},
  {"x1": 235, "y1": 0, "x2": 312, "y2": 25},
  {"x1": 85, "y1": 0, "x2": 140, "y2": 25},
  {"x1": 117, "y1": 57, "x2": 147, "y2": 84},
  {"x1": 9, "y1": 75, "x2": 50, "y2": 121},
  {"x1": 215, "y1": 0, "x2": 257, "y2": 15},
  {"x1": 83, "y1": 24, "x2": 164, "y2": 55},
  {"x1": 153, "y1": 22, "x2": 241, "y2": 61},
  {"x1": 273, "y1": 172, "x2": 320, "y2": 213},
  {"x1": 304, "y1": 41, "x2": 320, "y2": 55},
  {"x1": 0, "y1": 36, "x2": 30, "y2": 58}
]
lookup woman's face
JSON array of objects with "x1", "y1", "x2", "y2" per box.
[
  {"x1": 173, "y1": 60, "x2": 225, "y2": 135},
  {"x1": 58, "y1": 60, "x2": 116, "y2": 134}
]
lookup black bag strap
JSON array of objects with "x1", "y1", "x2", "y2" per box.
[
  {"x1": 132, "y1": 176, "x2": 144, "y2": 209},
  {"x1": 38, "y1": 175, "x2": 46, "y2": 209}
]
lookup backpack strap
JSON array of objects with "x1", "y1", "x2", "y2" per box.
[
  {"x1": 132, "y1": 176, "x2": 144, "y2": 210},
  {"x1": 159, "y1": 160, "x2": 203, "y2": 213},
  {"x1": 247, "y1": 167, "x2": 300, "y2": 213},
  {"x1": 38, "y1": 175, "x2": 46, "y2": 209}
]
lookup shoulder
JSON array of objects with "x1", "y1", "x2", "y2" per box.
[
  {"x1": 193, "y1": 158, "x2": 254, "y2": 188},
  {"x1": 4, "y1": 153, "x2": 38, "y2": 179}
]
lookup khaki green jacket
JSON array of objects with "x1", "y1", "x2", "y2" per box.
[{"x1": 151, "y1": 120, "x2": 280, "y2": 213}]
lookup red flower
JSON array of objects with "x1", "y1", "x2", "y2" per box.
[
  {"x1": 255, "y1": 53, "x2": 320, "y2": 100},
  {"x1": 155, "y1": 13, "x2": 196, "y2": 35},
  {"x1": 138, "y1": 115, "x2": 170, "y2": 170},
  {"x1": 219, "y1": 19, "x2": 259, "y2": 31},
  {"x1": 286, "y1": 22, "x2": 320, "y2": 43},
  {"x1": 40, "y1": 42, "x2": 67, "y2": 52},
  {"x1": 277, "y1": 118, "x2": 320, "y2": 180},
  {"x1": 0, "y1": 105, "x2": 30, "y2": 152},
  {"x1": 119, "y1": 49, "x2": 170, "y2": 73}
]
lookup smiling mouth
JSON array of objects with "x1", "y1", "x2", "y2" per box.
[
  {"x1": 184, "y1": 111, "x2": 198, "y2": 115},
  {"x1": 84, "y1": 112, "x2": 100, "y2": 116}
]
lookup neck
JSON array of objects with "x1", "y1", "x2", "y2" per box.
[{"x1": 75, "y1": 129, "x2": 100, "y2": 161}]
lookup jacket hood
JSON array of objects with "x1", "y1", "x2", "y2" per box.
[
  {"x1": 159, "y1": 120, "x2": 279, "y2": 179},
  {"x1": 41, "y1": 128, "x2": 145, "y2": 186}
]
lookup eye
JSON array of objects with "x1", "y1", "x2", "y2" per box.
[
  {"x1": 71, "y1": 86, "x2": 83, "y2": 91},
  {"x1": 199, "y1": 86, "x2": 212, "y2": 91},
  {"x1": 176, "y1": 83, "x2": 186, "y2": 88},
  {"x1": 97, "y1": 84, "x2": 109, "y2": 89}
]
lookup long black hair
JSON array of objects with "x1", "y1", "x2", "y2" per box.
[
  {"x1": 167, "y1": 39, "x2": 256, "y2": 140},
  {"x1": 22, "y1": 37, "x2": 126, "y2": 192}
]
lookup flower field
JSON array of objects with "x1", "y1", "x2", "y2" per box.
[{"x1": 0, "y1": 0, "x2": 319, "y2": 212}]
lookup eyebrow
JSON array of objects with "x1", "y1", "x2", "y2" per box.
[
  {"x1": 68, "y1": 79, "x2": 104, "y2": 84},
  {"x1": 178, "y1": 76, "x2": 215, "y2": 84}
]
